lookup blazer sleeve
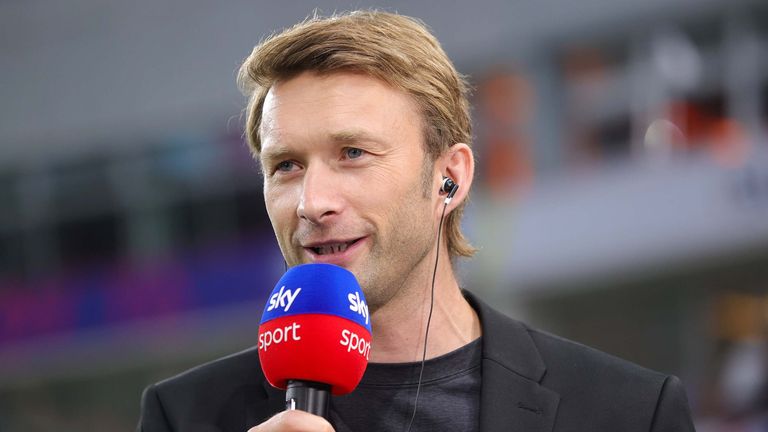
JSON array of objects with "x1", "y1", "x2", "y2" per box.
[
  {"x1": 137, "y1": 383, "x2": 174, "y2": 432},
  {"x1": 649, "y1": 375, "x2": 696, "y2": 432}
]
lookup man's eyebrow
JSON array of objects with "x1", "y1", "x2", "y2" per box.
[
  {"x1": 259, "y1": 146, "x2": 293, "y2": 166},
  {"x1": 329, "y1": 129, "x2": 386, "y2": 145}
]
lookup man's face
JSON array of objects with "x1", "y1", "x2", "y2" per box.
[{"x1": 259, "y1": 71, "x2": 438, "y2": 310}]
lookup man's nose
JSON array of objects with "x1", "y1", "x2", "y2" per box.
[{"x1": 297, "y1": 167, "x2": 342, "y2": 224}]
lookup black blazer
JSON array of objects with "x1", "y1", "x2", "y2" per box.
[{"x1": 138, "y1": 292, "x2": 695, "y2": 431}]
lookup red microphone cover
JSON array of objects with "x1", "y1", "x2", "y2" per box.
[{"x1": 258, "y1": 263, "x2": 372, "y2": 395}]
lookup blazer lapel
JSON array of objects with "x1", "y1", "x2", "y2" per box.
[{"x1": 465, "y1": 292, "x2": 560, "y2": 432}]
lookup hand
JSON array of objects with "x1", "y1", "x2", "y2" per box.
[{"x1": 247, "y1": 410, "x2": 335, "y2": 432}]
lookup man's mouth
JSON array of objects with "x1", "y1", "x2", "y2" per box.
[{"x1": 308, "y1": 239, "x2": 361, "y2": 256}]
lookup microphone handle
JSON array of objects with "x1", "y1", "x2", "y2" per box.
[{"x1": 285, "y1": 380, "x2": 331, "y2": 418}]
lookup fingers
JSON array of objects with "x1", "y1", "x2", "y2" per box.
[{"x1": 247, "y1": 410, "x2": 335, "y2": 432}]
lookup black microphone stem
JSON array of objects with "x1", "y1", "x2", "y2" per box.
[{"x1": 285, "y1": 380, "x2": 331, "y2": 418}]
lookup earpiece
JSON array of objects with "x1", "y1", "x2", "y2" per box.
[{"x1": 440, "y1": 176, "x2": 459, "y2": 203}]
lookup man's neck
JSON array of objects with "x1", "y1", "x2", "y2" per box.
[{"x1": 367, "y1": 252, "x2": 482, "y2": 363}]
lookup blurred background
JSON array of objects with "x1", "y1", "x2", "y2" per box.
[{"x1": 1, "y1": 0, "x2": 767, "y2": 430}]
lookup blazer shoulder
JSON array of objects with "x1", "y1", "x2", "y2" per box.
[
  {"x1": 138, "y1": 347, "x2": 271, "y2": 431},
  {"x1": 527, "y1": 326, "x2": 668, "y2": 391},
  {"x1": 465, "y1": 291, "x2": 694, "y2": 430},
  {"x1": 527, "y1": 326, "x2": 692, "y2": 430},
  {"x1": 154, "y1": 346, "x2": 263, "y2": 394},
  {"x1": 467, "y1": 290, "x2": 667, "y2": 389},
  {"x1": 467, "y1": 290, "x2": 672, "y2": 391}
]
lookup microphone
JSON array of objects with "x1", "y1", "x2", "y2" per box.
[{"x1": 258, "y1": 263, "x2": 372, "y2": 418}]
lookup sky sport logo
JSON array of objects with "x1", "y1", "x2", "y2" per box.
[
  {"x1": 267, "y1": 286, "x2": 301, "y2": 312},
  {"x1": 259, "y1": 283, "x2": 371, "y2": 360}
]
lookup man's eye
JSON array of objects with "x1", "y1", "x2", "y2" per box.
[
  {"x1": 275, "y1": 161, "x2": 295, "y2": 172},
  {"x1": 344, "y1": 148, "x2": 364, "y2": 159}
]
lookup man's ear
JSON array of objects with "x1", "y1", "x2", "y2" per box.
[{"x1": 437, "y1": 143, "x2": 474, "y2": 211}]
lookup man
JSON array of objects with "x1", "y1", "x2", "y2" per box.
[{"x1": 138, "y1": 11, "x2": 695, "y2": 432}]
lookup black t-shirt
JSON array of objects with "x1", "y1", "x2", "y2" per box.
[{"x1": 330, "y1": 338, "x2": 482, "y2": 432}]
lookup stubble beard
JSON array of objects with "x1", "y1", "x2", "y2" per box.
[{"x1": 357, "y1": 162, "x2": 437, "y2": 313}]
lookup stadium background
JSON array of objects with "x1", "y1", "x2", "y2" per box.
[{"x1": 1, "y1": 1, "x2": 767, "y2": 430}]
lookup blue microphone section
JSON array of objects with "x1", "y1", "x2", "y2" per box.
[{"x1": 260, "y1": 263, "x2": 371, "y2": 332}]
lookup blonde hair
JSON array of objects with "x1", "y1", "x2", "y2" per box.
[{"x1": 237, "y1": 10, "x2": 475, "y2": 258}]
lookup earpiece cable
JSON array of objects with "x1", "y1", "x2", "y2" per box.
[{"x1": 404, "y1": 200, "x2": 448, "y2": 432}]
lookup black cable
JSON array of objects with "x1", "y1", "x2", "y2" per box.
[{"x1": 404, "y1": 201, "x2": 448, "y2": 432}]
